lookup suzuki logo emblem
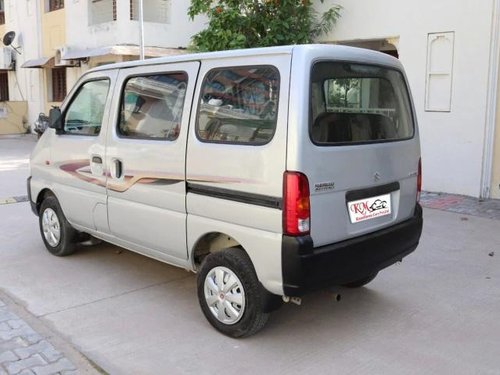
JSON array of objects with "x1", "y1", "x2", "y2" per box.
[{"x1": 373, "y1": 172, "x2": 381, "y2": 181}]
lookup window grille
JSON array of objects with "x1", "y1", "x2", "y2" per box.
[
  {"x1": 0, "y1": 72, "x2": 9, "y2": 101},
  {"x1": 49, "y1": 0, "x2": 64, "y2": 12},
  {"x1": 0, "y1": 0, "x2": 5, "y2": 24},
  {"x1": 52, "y1": 68, "x2": 67, "y2": 102},
  {"x1": 90, "y1": 0, "x2": 117, "y2": 25},
  {"x1": 130, "y1": 0, "x2": 170, "y2": 23}
]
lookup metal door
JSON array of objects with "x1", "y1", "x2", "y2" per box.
[{"x1": 105, "y1": 62, "x2": 200, "y2": 260}]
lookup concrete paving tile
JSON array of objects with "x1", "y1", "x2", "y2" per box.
[
  {"x1": 0, "y1": 350, "x2": 18, "y2": 364},
  {"x1": 421, "y1": 191, "x2": 500, "y2": 220},
  {"x1": 14, "y1": 341, "x2": 61, "y2": 362},
  {"x1": 4, "y1": 354, "x2": 46, "y2": 375},
  {"x1": 32, "y1": 358, "x2": 76, "y2": 375}
]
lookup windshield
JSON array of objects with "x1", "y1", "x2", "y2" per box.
[{"x1": 310, "y1": 62, "x2": 414, "y2": 145}]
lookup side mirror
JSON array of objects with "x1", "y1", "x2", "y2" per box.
[{"x1": 48, "y1": 107, "x2": 63, "y2": 134}]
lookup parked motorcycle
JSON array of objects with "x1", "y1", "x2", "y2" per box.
[{"x1": 34, "y1": 113, "x2": 49, "y2": 138}]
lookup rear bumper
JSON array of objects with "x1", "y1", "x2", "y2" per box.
[{"x1": 282, "y1": 203, "x2": 423, "y2": 296}]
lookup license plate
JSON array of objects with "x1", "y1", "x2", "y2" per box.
[{"x1": 348, "y1": 193, "x2": 392, "y2": 223}]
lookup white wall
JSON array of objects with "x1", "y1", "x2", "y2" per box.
[
  {"x1": 318, "y1": 0, "x2": 495, "y2": 197},
  {"x1": 66, "y1": 0, "x2": 206, "y2": 50}
]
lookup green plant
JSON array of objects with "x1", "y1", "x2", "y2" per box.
[{"x1": 188, "y1": 0, "x2": 342, "y2": 52}]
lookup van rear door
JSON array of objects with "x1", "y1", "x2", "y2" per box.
[{"x1": 303, "y1": 61, "x2": 420, "y2": 247}]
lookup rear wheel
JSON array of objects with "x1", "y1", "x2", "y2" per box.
[
  {"x1": 39, "y1": 196, "x2": 77, "y2": 256},
  {"x1": 197, "y1": 248, "x2": 269, "y2": 338},
  {"x1": 342, "y1": 272, "x2": 378, "y2": 288}
]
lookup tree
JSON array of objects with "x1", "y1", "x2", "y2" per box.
[{"x1": 188, "y1": 0, "x2": 342, "y2": 52}]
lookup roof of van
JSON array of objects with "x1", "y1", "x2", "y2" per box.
[{"x1": 88, "y1": 44, "x2": 403, "y2": 73}]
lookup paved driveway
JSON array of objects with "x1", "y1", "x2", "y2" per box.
[
  {"x1": 0, "y1": 136, "x2": 33, "y2": 200},
  {"x1": 1, "y1": 136, "x2": 499, "y2": 374}
]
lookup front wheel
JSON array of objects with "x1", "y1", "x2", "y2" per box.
[
  {"x1": 39, "y1": 196, "x2": 77, "y2": 256},
  {"x1": 197, "y1": 248, "x2": 269, "y2": 338}
]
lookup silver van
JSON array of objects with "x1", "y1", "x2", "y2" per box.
[{"x1": 28, "y1": 44, "x2": 423, "y2": 337}]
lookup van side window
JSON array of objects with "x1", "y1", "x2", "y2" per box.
[
  {"x1": 196, "y1": 66, "x2": 280, "y2": 145},
  {"x1": 64, "y1": 79, "x2": 110, "y2": 136},
  {"x1": 118, "y1": 73, "x2": 188, "y2": 140}
]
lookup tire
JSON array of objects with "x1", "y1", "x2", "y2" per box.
[
  {"x1": 342, "y1": 272, "x2": 378, "y2": 288},
  {"x1": 38, "y1": 196, "x2": 77, "y2": 256},
  {"x1": 197, "y1": 248, "x2": 269, "y2": 338}
]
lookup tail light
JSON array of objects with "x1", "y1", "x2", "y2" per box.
[
  {"x1": 417, "y1": 158, "x2": 422, "y2": 202},
  {"x1": 283, "y1": 171, "x2": 310, "y2": 236}
]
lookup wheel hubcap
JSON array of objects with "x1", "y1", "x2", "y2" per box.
[
  {"x1": 42, "y1": 208, "x2": 61, "y2": 247},
  {"x1": 204, "y1": 266, "x2": 245, "y2": 325}
]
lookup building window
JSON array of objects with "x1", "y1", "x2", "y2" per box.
[
  {"x1": 0, "y1": 72, "x2": 9, "y2": 101},
  {"x1": 90, "y1": 0, "x2": 117, "y2": 25},
  {"x1": 425, "y1": 32, "x2": 455, "y2": 112},
  {"x1": 48, "y1": 0, "x2": 64, "y2": 12},
  {"x1": 0, "y1": 0, "x2": 5, "y2": 25},
  {"x1": 51, "y1": 68, "x2": 67, "y2": 102},
  {"x1": 130, "y1": 0, "x2": 171, "y2": 23}
]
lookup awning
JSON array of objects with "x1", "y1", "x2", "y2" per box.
[
  {"x1": 62, "y1": 45, "x2": 187, "y2": 60},
  {"x1": 20, "y1": 46, "x2": 187, "y2": 69},
  {"x1": 21, "y1": 57, "x2": 54, "y2": 69}
]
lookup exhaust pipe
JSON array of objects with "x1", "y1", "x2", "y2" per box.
[{"x1": 331, "y1": 293, "x2": 341, "y2": 302}]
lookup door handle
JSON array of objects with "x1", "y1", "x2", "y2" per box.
[
  {"x1": 90, "y1": 155, "x2": 103, "y2": 176},
  {"x1": 112, "y1": 159, "x2": 123, "y2": 179}
]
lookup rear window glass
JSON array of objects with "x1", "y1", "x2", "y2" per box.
[
  {"x1": 310, "y1": 62, "x2": 414, "y2": 145},
  {"x1": 196, "y1": 66, "x2": 279, "y2": 145}
]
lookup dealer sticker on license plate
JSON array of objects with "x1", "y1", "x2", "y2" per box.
[{"x1": 348, "y1": 193, "x2": 392, "y2": 223}]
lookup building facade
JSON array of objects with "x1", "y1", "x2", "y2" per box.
[
  {"x1": 0, "y1": 0, "x2": 205, "y2": 134},
  {"x1": 0, "y1": 0, "x2": 499, "y2": 199},
  {"x1": 0, "y1": 0, "x2": 39, "y2": 134}
]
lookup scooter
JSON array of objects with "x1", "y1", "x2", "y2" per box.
[{"x1": 33, "y1": 113, "x2": 49, "y2": 139}]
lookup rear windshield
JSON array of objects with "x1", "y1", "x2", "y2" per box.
[{"x1": 310, "y1": 62, "x2": 414, "y2": 145}]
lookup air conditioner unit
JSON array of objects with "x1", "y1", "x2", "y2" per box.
[
  {"x1": 0, "y1": 48, "x2": 13, "y2": 70},
  {"x1": 54, "y1": 47, "x2": 79, "y2": 67}
]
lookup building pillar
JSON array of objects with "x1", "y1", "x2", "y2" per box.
[{"x1": 482, "y1": 0, "x2": 500, "y2": 199}]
